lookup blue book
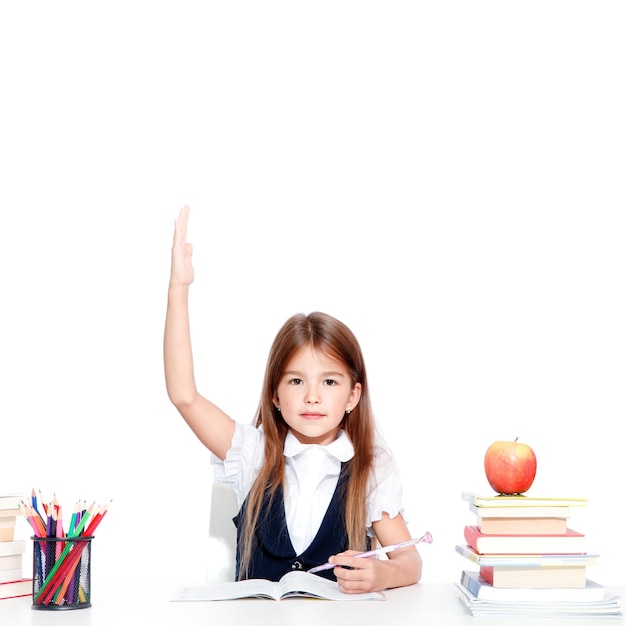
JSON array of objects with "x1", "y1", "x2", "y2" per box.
[{"x1": 459, "y1": 569, "x2": 607, "y2": 603}]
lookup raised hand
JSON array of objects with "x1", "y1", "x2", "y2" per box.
[{"x1": 170, "y1": 205, "x2": 194, "y2": 287}]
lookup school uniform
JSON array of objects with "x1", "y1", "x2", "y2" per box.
[{"x1": 211, "y1": 425, "x2": 406, "y2": 582}]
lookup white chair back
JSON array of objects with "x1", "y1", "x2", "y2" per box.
[{"x1": 207, "y1": 481, "x2": 238, "y2": 582}]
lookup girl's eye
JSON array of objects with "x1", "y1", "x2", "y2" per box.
[
  {"x1": 323, "y1": 379, "x2": 337, "y2": 386},
  {"x1": 288, "y1": 378, "x2": 303, "y2": 385}
]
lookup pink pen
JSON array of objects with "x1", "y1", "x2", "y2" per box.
[{"x1": 308, "y1": 531, "x2": 433, "y2": 574}]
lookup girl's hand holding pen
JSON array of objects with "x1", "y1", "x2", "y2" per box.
[
  {"x1": 311, "y1": 533, "x2": 433, "y2": 594},
  {"x1": 330, "y1": 549, "x2": 384, "y2": 594},
  {"x1": 330, "y1": 548, "x2": 423, "y2": 595}
]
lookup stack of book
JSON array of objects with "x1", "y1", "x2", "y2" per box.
[
  {"x1": 0, "y1": 492, "x2": 32, "y2": 601},
  {"x1": 0, "y1": 493, "x2": 33, "y2": 600},
  {"x1": 455, "y1": 492, "x2": 622, "y2": 618}
]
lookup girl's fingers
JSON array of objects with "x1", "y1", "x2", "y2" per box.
[{"x1": 175, "y1": 205, "x2": 190, "y2": 244}]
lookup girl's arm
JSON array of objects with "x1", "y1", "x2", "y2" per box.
[
  {"x1": 328, "y1": 512, "x2": 423, "y2": 593},
  {"x1": 164, "y1": 206, "x2": 236, "y2": 460}
]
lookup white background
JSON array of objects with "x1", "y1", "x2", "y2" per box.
[{"x1": 1, "y1": 2, "x2": 624, "y2": 587}]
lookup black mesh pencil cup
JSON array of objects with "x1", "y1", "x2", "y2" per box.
[{"x1": 31, "y1": 535, "x2": 93, "y2": 610}]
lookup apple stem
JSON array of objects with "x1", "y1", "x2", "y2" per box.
[{"x1": 514, "y1": 436, "x2": 518, "y2": 442}]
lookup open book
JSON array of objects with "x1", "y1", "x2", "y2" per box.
[{"x1": 170, "y1": 570, "x2": 386, "y2": 601}]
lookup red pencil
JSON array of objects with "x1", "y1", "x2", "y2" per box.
[
  {"x1": 85, "y1": 501, "x2": 112, "y2": 536},
  {"x1": 38, "y1": 490, "x2": 49, "y2": 516},
  {"x1": 39, "y1": 542, "x2": 85, "y2": 605}
]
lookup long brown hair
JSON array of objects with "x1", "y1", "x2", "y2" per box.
[{"x1": 237, "y1": 311, "x2": 376, "y2": 579}]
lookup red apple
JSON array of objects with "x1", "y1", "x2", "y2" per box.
[{"x1": 484, "y1": 438, "x2": 537, "y2": 495}]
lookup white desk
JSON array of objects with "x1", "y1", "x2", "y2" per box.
[{"x1": 0, "y1": 583, "x2": 623, "y2": 625}]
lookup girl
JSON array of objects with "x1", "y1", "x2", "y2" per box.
[{"x1": 164, "y1": 206, "x2": 422, "y2": 593}]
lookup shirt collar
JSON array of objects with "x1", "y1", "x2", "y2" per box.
[{"x1": 284, "y1": 429, "x2": 355, "y2": 462}]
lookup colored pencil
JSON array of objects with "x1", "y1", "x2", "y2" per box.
[
  {"x1": 28, "y1": 492, "x2": 110, "y2": 606},
  {"x1": 85, "y1": 501, "x2": 111, "y2": 536},
  {"x1": 39, "y1": 490, "x2": 49, "y2": 516},
  {"x1": 68, "y1": 500, "x2": 78, "y2": 536},
  {"x1": 19, "y1": 502, "x2": 46, "y2": 537},
  {"x1": 54, "y1": 502, "x2": 110, "y2": 604},
  {"x1": 34, "y1": 502, "x2": 95, "y2": 603},
  {"x1": 54, "y1": 505, "x2": 64, "y2": 561},
  {"x1": 31, "y1": 488, "x2": 45, "y2": 525}
]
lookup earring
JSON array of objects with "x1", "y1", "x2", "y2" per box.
[
  {"x1": 276, "y1": 406, "x2": 281, "y2": 412},
  {"x1": 345, "y1": 408, "x2": 351, "y2": 414}
]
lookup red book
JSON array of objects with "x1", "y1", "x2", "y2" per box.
[{"x1": 463, "y1": 525, "x2": 586, "y2": 555}]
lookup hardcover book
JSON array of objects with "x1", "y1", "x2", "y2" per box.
[
  {"x1": 455, "y1": 544, "x2": 599, "y2": 567},
  {"x1": 0, "y1": 578, "x2": 32, "y2": 601},
  {"x1": 479, "y1": 564, "x2": 587, "y2": 588},
  {"x1": 0, "y1": 516, "x2": 17, "y2": 542},
  {"x1": 477, "y1": 515, "x2": 568, "y2": 535},
  {"x1": 0, "y1": 540, "x2": 26, "y2": 558},
  {"x1": 463, "y1": 525, "x2": 587, "y2": 555},
  {"x1": 458, "y1": 569, "x2": 606, "y2": 602},
  {"x1": 0, "y1": 569, "x2": 24, "y2": 584},
  {"x1": 469, "y1": 502, "x2": 571, "y2": 519},
  {"x1": 0, "y1": 554, "x2": 23, "y2": 571},
  {"x1": 0, "y1": 495, "x2": 27, "y2": 511}
]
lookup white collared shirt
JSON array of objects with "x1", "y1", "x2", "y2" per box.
[
  {"x1": 283, "y1": 430, "x2": 354, "y2": 553},
  {"x1": 211, "y1": 423, "x2": 406, "y2": 555}
]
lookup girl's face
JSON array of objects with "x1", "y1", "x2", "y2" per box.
[{"x1": 273, "y1": 345, "x2": 361, "y2": 446}]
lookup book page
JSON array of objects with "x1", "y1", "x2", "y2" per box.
[
  {"x1": 171, "y1": 578, "x2": 281, "y2": 601},
  {"x1": 278, "y1": 571, "x2": 385, "y2": 601},
  {"x1": 171, "y1": 571, "x2": 386, "y2": 601}
]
